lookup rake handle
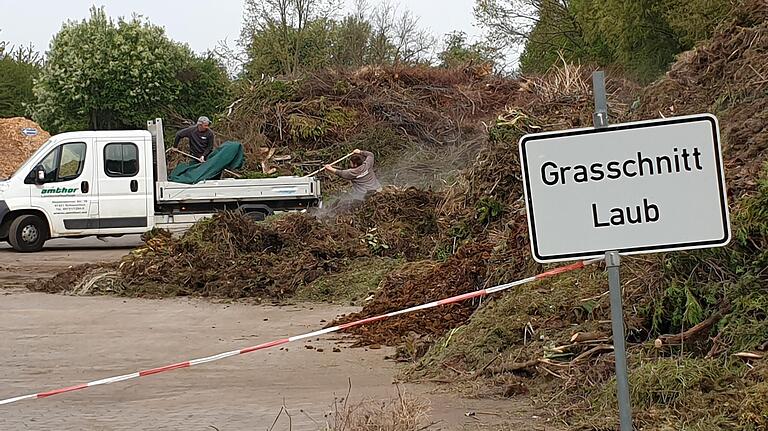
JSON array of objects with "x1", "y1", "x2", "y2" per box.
[{"x1": 303, "y1": 152, "x2": 354, "y2": 178}]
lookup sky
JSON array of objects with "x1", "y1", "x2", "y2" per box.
[{"x1": 0, "y1": 0, "x2": 485, "y2": 55}]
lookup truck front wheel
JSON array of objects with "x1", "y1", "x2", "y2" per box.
[{"x1": 8, "y1": 214, "x2": 49, "y2": 252}]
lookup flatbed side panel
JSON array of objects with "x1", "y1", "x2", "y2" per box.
[
  {"x1": 153, "y1": 213, "x2": 213, "y2": 234},
  {"x1": 156, "y1": 177, "x2": 321, "y2": 203}
]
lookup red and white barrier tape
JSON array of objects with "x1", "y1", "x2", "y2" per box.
[{"x1": 0, "y1": 258, "x2": 601, "y2": 406}]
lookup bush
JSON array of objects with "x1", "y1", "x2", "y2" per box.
[{"x1": 32, "y1": 7, "x2": 231, "y2": 133}]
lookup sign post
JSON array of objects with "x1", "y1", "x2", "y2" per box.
[
  {"x1": 592, "y1": 71, "x2": 633, "y2": 431},
  {"x1": 518, "y1": 71, "x2": 730, "y2": 431},
  {"x1": 606, "y1": 249, "x2": 631, "y2": 430}
]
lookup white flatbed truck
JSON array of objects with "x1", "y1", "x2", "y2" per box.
[{"x1": 0, "y1": 119, "x2": 321, "y2": 252}]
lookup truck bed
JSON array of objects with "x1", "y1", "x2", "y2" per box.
[{"x1": 156, "y1": 176, "x2": 321, "y2": 203}]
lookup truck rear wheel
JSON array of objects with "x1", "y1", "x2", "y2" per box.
[
  {"x1": 8, "y1": 214, "x2": 48, "y2": 252},
  {"x1": 245, "y1": 211, "x2": 267, "y2": 222}
]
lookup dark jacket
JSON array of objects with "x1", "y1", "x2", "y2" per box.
[{"x1": 174, "y1": 126, "x2": 215, "y2": 159}]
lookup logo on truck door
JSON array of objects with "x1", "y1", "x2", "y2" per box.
[{"x1": 41, "y1": 187, "x2": 78, "y2": 195}]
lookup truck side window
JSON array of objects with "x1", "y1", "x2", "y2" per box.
[
  {"x1": 105, "y1": 143, "x2": 139, "y2": 177},
  {"x1": 37, "y1": 142, "x2": 87, "y2": 183},
  {"x1": 38, "y1": 148, "x2": 59, "y2": 182}
]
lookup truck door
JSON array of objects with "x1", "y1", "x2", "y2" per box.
[
  {"x1": 29, "y1": 139, "x2": 98, "y2": 235},
  {"x1": 95, "y1": 139, "x2": 149, "y2": 234}
]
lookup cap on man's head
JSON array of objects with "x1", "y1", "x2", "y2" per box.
[{"x1": 197, "y1": 116, "x2": 211, "y2": 125}]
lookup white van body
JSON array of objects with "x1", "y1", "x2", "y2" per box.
[{"x1": 0, "y1": 119, "x2": 321, "y2": 251}]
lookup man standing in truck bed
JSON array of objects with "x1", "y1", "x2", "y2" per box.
[
  {"x1": 173, "y1": 116, "x2": 215, "y2": 161},
  {"x1": 325, "y1": 148, "x2": 382, "y2": 200}
]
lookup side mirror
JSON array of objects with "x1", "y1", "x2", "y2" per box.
[{"x1": 35, "y1": 167, "x2": 46, "y2": 185}]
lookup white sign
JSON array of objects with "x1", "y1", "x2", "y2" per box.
[
  {"x1": 519, "y1": 114, "x2": 730, "y2": 263},
  {"x1": 21, "y1": 127, "x2": 38, "y2": 137}
]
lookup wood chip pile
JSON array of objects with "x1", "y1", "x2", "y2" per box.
[{"x1": 0, "y1": 117, "x2": 50, "y2": 178}]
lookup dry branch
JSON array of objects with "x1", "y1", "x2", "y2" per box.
[
  {"x1": 483, "y1": 359, "x2": 540, "y2": 375},
  {"x1": 733, "y1": 352, "x2": 764, "y2": 360},
  {"x1": 570, "y1": 332, "x2": 608, "y2": 343},
  {"x1": 654, "y1": 312, "x2": 722, "y2": 348},
  {"x1": 572, "y1": 344, "x2": 614, "y2": 362}
]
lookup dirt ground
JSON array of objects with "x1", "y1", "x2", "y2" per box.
[
  {"x1": 0, "y1": 236, "x2": 142, "y2": 288},
  {"x1": 0, "y1": 240, "x2": 559, "y2": 430}
]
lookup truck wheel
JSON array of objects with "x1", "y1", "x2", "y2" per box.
[
  {"x1": 8, "y1": 214, "x2": 48, "y2": 252},
  {"x1": 245, "y1": 211, "x2": 267, "y2": 222}
]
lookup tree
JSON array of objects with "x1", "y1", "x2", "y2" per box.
[
  {"x1": 475, "y1": 0, "x2": 592, "y2": 73},
  {"x1": 240, "y1": 0, "x2": 435, "y2": 76},
  {"x1": 571, "y1": 0, "x2": 686, "y2": 80},
  {"x1": 0, "y1": 31, "x2": 43, "y2": 118},
  {"x1": 517, "y1": 0, "x2": 589, "y2": 72},
  {"x1": 174, "y1": 50, "x2": 233, "y2": 123},
  {"x1": 476, "y1": 0, "x2": 733, "y2": 80},
  {"x1": 474, "y1": 0, "x2": 580, "y2": 48},
  {"x1": 438, "y1": 31, "x2": 500, "y2": 69},
  {"x1": 329, "y1": 2, "x2": 372, "y2": 68},
  {"x1": 367, "y1": 1, "x2": 434, "y2": 65},
  {"x1": 245, "y1": 18, "x2": 336, "y2": 77},
  {"x1": 241, "y1": 0, "x2": 341, "y2": 76},
  {"x1": 32, "y1": 7, "x2": 231, "y2": 133}
]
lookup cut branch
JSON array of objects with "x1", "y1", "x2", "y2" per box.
[
  {"x1": 654, "y1": 311, "x2": 722, "y2": 348},
  {"x1": 570, "y1": 332, "x2": 608, "y2": 343}
]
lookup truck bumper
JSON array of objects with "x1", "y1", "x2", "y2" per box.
[{"x1": 0, "y1": 200, "x2": 10, "y2": 239}]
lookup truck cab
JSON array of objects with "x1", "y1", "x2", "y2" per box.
[{"x1": 0, "y1": 119, "x2": 321, "y2": 252}]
